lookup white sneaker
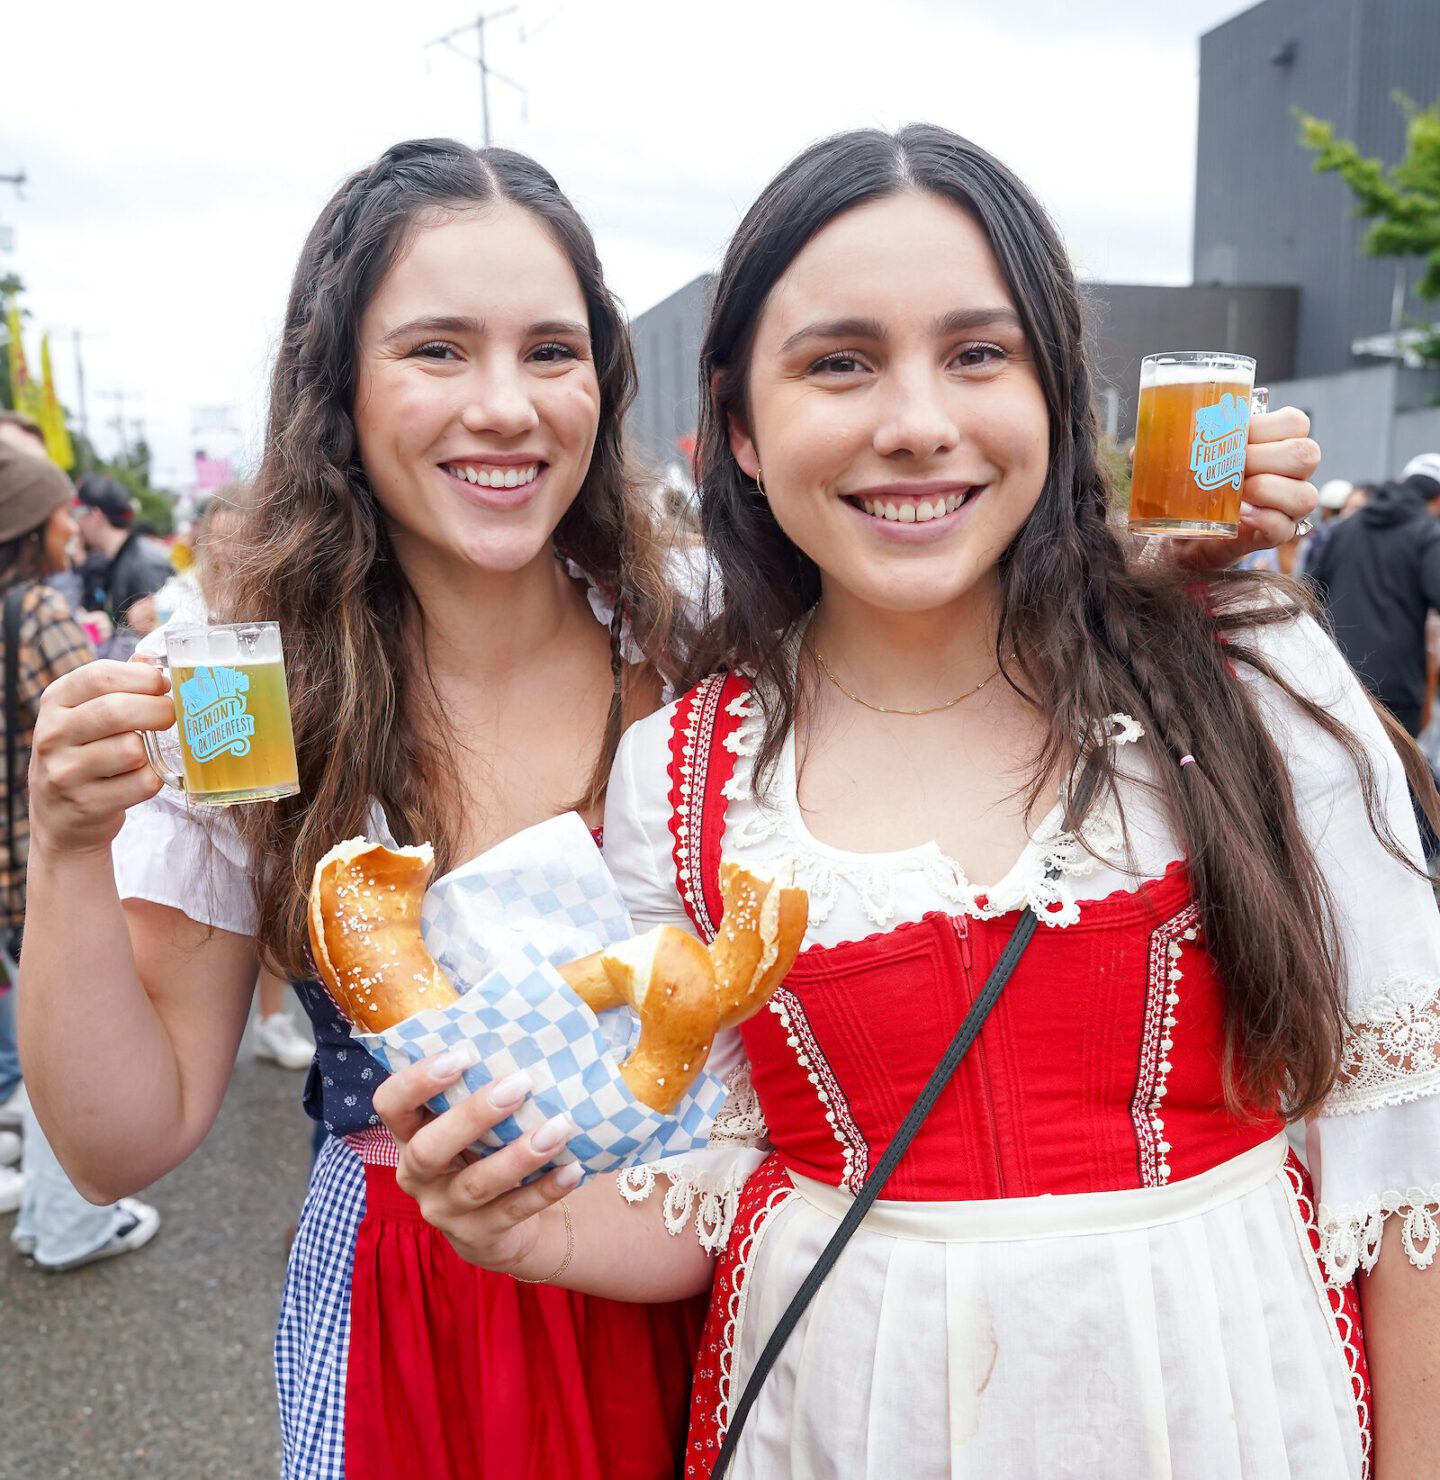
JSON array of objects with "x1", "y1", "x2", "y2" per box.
[
  {"x1": 0, "y1": 1164, "x2": 22, "y2": 1215},
  {"x1": 0, "y1": 1081, "x2": 28, "y2": 1130},
  {"x1": 35, "y1": 1197, "x2": 159, "y2": 1271},
  {"x1": 0, "y1": 1129, "x2": 19, "y2": 1165},
  {"x1": 252, "y1": 1011, "x2": 313, "y2": 1071}
]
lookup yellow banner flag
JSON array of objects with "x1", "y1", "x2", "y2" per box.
[
  {"x1": 39, "y1": 334, "x2": 75, "y2": 470},
  {"x1": 5, "y1": 300, "x2": 43, "y2": 426}
]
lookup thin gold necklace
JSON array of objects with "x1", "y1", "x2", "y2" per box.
[{"x1": 809, "y1": 642, "x2": 1002, "y2": 716}]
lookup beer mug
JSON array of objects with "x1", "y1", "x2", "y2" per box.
[
  {"x1": 141, "y1": 622, "x2": 301, "y2": 806},
  {"x1": 1128, "y1": 352, "x2": 1269, "y2": 538}
]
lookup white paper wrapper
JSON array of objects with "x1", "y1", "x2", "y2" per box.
[{"x1": 353, "y1": 811, "x2": 729, "y2": 1174}]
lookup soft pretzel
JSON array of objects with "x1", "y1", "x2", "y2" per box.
[
  {"x1": 557, "y1": 862, "x2": 807, "y2": 1107},
  {"x1": 709, "y1": 861, "x2": 808, "y2": 1029},
  {"x1": 556, "y1": 929, "x2": 719, "y2": 1114},
  {"x1": 307, "y1": 838, "x2": 810, "y2": 1115},
  {"x1": 307, "y1": 837, "x2": 460, "y2": 1029}
]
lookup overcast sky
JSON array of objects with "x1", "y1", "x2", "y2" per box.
[{"x1": 4, "y1": 0, "x2": 1261, "y2": 490}]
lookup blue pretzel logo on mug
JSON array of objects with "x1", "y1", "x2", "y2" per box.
[
  {"x1": 180, "y1": 665, "x2": 256, "y2": 762},
  {"x1": 1189, "y1": 392, "x2": 1251, "y2": 493}
]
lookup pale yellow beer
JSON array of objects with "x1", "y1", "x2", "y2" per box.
[
  {"x1": 171, "y1": 660, "x2": 299, "y2": 802},
  {"x1": 143, "y1": 622, "x2": 300, "y2": 806},
  {"x1": 1128, "y1": 353, "x2": 1258, "y2": 537}
]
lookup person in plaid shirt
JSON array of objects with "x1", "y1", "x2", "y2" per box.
[{"x1": 0, "y1": 442, "x2": 159, "y2": 1266}]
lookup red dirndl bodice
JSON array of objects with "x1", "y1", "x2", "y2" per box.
[{"x1": 661, "y1": 673, "x2": 1369, "y2": 1477}]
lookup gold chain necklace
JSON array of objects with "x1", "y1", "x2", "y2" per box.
[{"x1": 809, "y1": 642, "x2": 1002, "y2": 716}]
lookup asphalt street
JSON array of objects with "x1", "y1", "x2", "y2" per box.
[{"x1": 1, "y1": 1013, "x2": 315, "y2": 1479}]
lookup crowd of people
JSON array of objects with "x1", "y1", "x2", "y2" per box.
[
  {"x1": 3, "y1": 125, "x2": 1439, "y2": 1478},
  {"x1": 0, "y1": 420, "x2": 314, "y2": 1266}
]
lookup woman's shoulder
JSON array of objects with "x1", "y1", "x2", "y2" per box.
[
  {"x1": 615, "y1": 689, "x2": 687, "y2": 776},
  {"x1": 1225, "y1": 599, "x2": 1359, "y2": 712}
]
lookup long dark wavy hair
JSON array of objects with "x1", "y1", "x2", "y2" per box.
[
  {"x1": 689, "y1": 123, "x2": 1440, "y2": 1118},
  {"x1": 221, "y1": 138, "x2": 682, "y2": 978}
]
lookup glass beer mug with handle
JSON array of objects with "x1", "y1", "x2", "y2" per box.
[
  {"x1": 1128, "y1": 351, "x2": 1269, "y2": 538},
  {"x1": 140, "y1": 621, "x2": 300, "y2": 806}
]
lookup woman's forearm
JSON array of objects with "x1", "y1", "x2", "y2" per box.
[
  {"x1": 505, "y1": 1173, "x2": 715, "y2": 1302},
  {"x1": 1361, "y1": 1218, "x2": 1440, "y2": 1478},
  {"x1": 18, "y1": 843, "x2": 255, "y2": 1201}
]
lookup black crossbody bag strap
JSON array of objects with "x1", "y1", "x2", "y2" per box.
[{"x1": 712, "y1": 904, "x2": 1040, "y2": 1480}]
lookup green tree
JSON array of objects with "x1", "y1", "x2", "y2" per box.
[
  {"x1": 1297, "y1": 94, "x2": 1440, "y2": 362},
  {"x1": 106, "y1": 439, "x2": 176, "y2": 536}
]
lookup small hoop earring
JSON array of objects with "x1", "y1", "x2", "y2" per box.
[{"x1": 754, "y1": 466, "x2": 767, "y2": 498}]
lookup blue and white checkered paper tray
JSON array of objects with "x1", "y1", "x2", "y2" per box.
[{"x1": 353, "y1": 810, "x2": 729, "y2": 1176}]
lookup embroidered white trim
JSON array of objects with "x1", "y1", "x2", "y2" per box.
[
  {"x1": 613, "y1": 1065, "x2": 768, "y2": 1254},
  {"x1": 717, "y1": 1176, "x2": 796, "y2": 1438},
  {"x1": 769, "y1": 987, "x2": 869, "y2": 1193},
  {"x1": 1283, "y1": 1159, "x2": 1373, "y2": 1477},
  {"x1": 615, "y1": 1155, "x2": 759, "y2": 1256},
  {"x1": 1317, "y1": 1186, "x2": 1440, "y2": 1285},
  {"x1": 672, "y1": 674, "x2": 729, "y2": 942},
  {"x1": 718, "y1": 686, "x2": 1143, "y2": 930},
  {"x1": 1132, "y1": 907, "x2": 1200, "y2": 1186},
  {"x1": 1327, "y1": 976, "x2": 1440, "y2": 1116},
  {"x1": 709, "y1": 1062, "x2": 768, "y2": 1148}
]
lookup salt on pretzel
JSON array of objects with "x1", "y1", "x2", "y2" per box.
[
  {"x1": 307, "y1": 837, "x2": 460, "y2": 1029},
  {"x1": 308, "y1": 839, "x2": 809, "y2": 1115},
  {"x1": 708, "y1": 861, "x2": 808, "y2": 1029}
]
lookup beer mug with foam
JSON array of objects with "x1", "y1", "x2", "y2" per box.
[
  {"x1": 141, "y1": 622, "x2": 300, "y2": 805},
  {"x1": 1128, "y1": 352, "x2": 1269, "y2": 537}
]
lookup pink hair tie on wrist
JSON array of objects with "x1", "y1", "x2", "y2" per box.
[{"x1": 1178, "y1": 754, "x2": 1196, "y2": 768}]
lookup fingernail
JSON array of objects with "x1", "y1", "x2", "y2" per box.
[
  {"x1": 531, "y1": 1112, "x2": 575, "y2": 1155},
  {"x1": 554, "y1": 1161, "x2": 584, "y2": 1190},
  {"x1": 488, "y1": 1068, "x2": 533, "y2": 1111},
  {"x1": 1239, "y1": 501, "x2": 1257, "y2": 517},
  {"x1": 429, "y1": 1042, "x2": 481, "y2": 1080}
]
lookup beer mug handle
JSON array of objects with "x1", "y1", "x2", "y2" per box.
[
  {"x1": 1251, "y1": 386, "x2": 1270, "y2": 418},
  {"x1": 134, "y1": 653, "x2": 186, "y2": 794}
]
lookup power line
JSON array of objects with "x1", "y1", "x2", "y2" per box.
[{"x1": 426, "y1": 9, "x2": 526, "y2": 148}]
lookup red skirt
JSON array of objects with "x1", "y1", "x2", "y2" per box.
[{"x1": 346, "y1": 1164, "x2": 707, "y2": 1480}]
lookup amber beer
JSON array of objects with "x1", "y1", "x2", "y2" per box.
[
  {"x1": 143, "y1": 622, "x2": 300, "y2": 806},
  {"x1": 1128, "y1": 352, "x2": 1260, "y2": 537}
]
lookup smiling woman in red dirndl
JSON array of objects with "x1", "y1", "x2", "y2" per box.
[{"x1": 375, "y1": 124, "x2": 1440, "y2": 1480}]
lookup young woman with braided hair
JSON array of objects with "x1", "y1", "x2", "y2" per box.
[
  {"x1": 375, "y1": 126, "x2": 1440, "y2": 1478},
  {"x1": 20, "y1": 140, "x2": 705, "y2": 1478}
]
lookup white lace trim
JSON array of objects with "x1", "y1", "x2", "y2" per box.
[
  {"x1": 768, "y1": 988, "x2": 869, "y2": 1192},
  {"x1": 1317, "y1": 1186, "x2": 1440, "y2": 1286},
  {"x1": 561, "y1": 555, "x2": 645, "y2": 665},
  {"x1": 718, "y1": 687, "x2": 1142, "y2": 930},
  {"x1": 1282, "y1": 1159, "x2": 1373, "y2": 1476},
  {"x1": 1326, "y1": 976, "x2": 1440, "y2": 1116},
  {"x1": 613, "y1": 1065, "x2": 768, "y2": 1254},
  {"x1": 615, "y1": 1155, "x2": 759, "y2": 1256},
  {"x1": 718, "y1": 1176, "x2": 796, "y2": 1437},
  {"x1": 708, "y1": 1062, "x2": 767, "y2": 1147},
  {"x1": 1133, "y1": 909, "x2": 1200, "y2": 1186}
]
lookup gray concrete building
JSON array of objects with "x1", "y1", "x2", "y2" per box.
[
  {"x1": 630, "y1": 273, "x2": 713, "y2": 470},
  {"x1": 1195, "y1": 0, "x2": 1440, "y2": 380},
  {"x1": 1085, "y1": 282, "x2": 1298, "y2": 441}
]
